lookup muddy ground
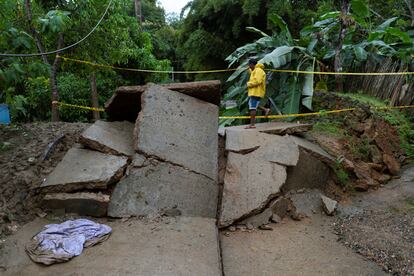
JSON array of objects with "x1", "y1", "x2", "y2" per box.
[{"x1": 0, "y1": 122, "x2": 88, "y2": 238}]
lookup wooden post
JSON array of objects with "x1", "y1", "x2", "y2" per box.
[
  {"x1": 90, "y1": 73, "x2": 100, "y2": 121},
  {"x1": 134, "y1": 0, "x2": 142, "y2": 25}
]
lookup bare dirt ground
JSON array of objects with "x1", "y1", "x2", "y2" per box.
[
  {"x1": 0, "y1": 122, "x2": 88, "y2": 238},
  {"x1": 335, "y1": 165, "x2": 414, "y2": 275}
]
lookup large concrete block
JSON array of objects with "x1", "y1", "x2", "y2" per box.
[
  {"x1": 43, "y1": 192, "x2": 109, "y2": 217},
  {"x1": 105, "y1": 81, "x2": 221, "y2": 121},
  {"x1": 219, "y1": 152, "x2": 287, "y2": 227},
  {"x1": 225, "y1": 130, "x2": 299, "y2": 166},
  {"x1": 80, "y1": 120, "x2": 134, "y2": 157},
  {"x1": 41, "y1": 148, "x2": 128, "y2": 193},
  {"x1": 108, "y1": 157, "x2": 218, "y2": 218},
  {"x1": 135, "y1": 85, "x2": 218, "y2": 180}
]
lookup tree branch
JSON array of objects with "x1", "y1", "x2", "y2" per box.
[
  {"x1": 24, "y1": 0, "x2": 49, "y2": 64},
  {"x1": 404, "y1": 0, "x2": 414, "y2": 26}
]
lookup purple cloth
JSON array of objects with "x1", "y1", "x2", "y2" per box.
[{"x1": 26, "y1": 219, "x2": 112, "y2": 265}]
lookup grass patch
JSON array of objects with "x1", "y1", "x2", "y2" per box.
[
  {"x1": 335, "y1": 91, "x2": 388, "y2": 107},
  {"x1": 332, "y1": 160, "x2": 351, "y2": 189},
  {"x1": 312, "y1": 121, "x2": 345, "y2": 137}
]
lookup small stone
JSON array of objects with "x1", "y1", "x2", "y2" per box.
[
  {"x1": 224, "y1": 232, "x2": 230, "y2": 237},
  {"x1": 28, "y1": 157, "x2": 36, "y2": 163},
  {"x1": 321, "y1": 195, "x2": 338, "y2": 216},
  {"x1": 246, "y1": 223, "x2": 254, "y2": 230},
  {"x1": 236, "y1": 225, "x2": 247, "y2": 231},
  {"x1": 229, "y1": 226, "x2": 236, "y2": 232},
  {"x1": 270, "y1": 214, "x2": 282, "y2": 223},
  {"x1": 258, "y1": 225, "x2": 273, "y2": 231}
]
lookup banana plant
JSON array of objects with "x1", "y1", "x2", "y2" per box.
[{"x1": 222, "y1": 15, "x2": 316, "y2": 126}]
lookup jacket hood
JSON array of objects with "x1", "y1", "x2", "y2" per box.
[{"x1": 255, "y1": 63, "x2": 265, "y2": 69}]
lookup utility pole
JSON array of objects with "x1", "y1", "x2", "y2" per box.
[{"x1": 134, "y1": 0, "x2": 142, "y2": 25}]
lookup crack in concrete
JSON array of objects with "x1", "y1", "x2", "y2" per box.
[
  {"x1": 227, "y1": 146, "x2": 260, "y2": 155},
  {"x1": 135, "y1": 149, "x2": 216, "y2": 182}
]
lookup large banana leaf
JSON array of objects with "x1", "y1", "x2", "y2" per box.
[{"x1": 259, "y1": 46, "x2": 293, "y2": 68}]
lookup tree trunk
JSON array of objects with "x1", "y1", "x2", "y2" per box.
[
  {"x1": 90, "y1": 73, "x2": 100, "y2": 121},
  {"x1": 24, "y1": 0, "x2": 48, "y2": 64},
  {"x1": 50, "y1": 34, "x2": 64, "y2": 122},
  {"x1": 334, "y1": 0, "x2": 350, "y2": 92},
  {"x1": 134, "y1": 0, "x2": 142, "y2": 25}
]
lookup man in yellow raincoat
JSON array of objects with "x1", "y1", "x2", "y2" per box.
[{"x1": 245, "y1": 59, "x2": 270, "y2": 129}]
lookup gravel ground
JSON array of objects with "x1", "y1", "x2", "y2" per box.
[
  {"x1": 335, "y1": 210, "x2": 414, "y2": 275},
  {"x1": 334, "y1": 166, "x2": 414, "y2": 276}
]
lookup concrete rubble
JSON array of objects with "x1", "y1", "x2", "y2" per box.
[
  {"x1": 40, "y1": 147, "x2": 128, "y2": 193},
  {"x1": 321, "y1": 195, "x2": 338, "y2": 216},
  {"x1": 219, "y1": 124, "x2": 335, "y2": 228},
  {"x1": 108, "y1": 156, "x2": 218, "y2": 218},
  {"x1": 80, "y1": 120, "x2": 135, "y2": 157}
]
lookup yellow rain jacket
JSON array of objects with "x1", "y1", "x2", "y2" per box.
[{"x1": 247, "y1": 63, "x2": 266, "y2": 98}]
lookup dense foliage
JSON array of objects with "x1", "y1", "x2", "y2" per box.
[{"x1": 1, "y1": 0, "x2": 413, "y2": 123}]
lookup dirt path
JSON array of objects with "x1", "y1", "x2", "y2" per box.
[{"x1": 335, "y1": 165, "x2": 414, "y2": 275}]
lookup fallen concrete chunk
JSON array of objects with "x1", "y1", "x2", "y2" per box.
[
  {"x1": 219, "y1": 152, "x2": 286, "y2": 227},
  {"x1": 1, "y1": 217, "x2": 222, "y2": 276},
  {"x1": 225, "y1": 130, "x2": 299, "y2": 166},
  {"x1": 240, "y1": 208, "x2": 272, "y2": 228},
  {"x1": 80, "y1": 120, "x2": 134, "y2": 157},
  {"x1": 43, "y1": 192, "x2": 109, "y2": 217},
  {"x1": 41, "y1": 148, "x2": 128, "y2": 193},
  {"x1": 105, "y1": 80, "x2": 221, "y2": 121},
  {"x1": 135, "y1": 85, "x2": 218, "y2": 180},
  {"x1": 225, "y1": 122, "x2": 312, "y2": 136},
  {"x1": 108, "y1": 157, "x2": 218, "y2": 218},
  {"x1": 289, "y1": 189, "x2": 323, "y2": 217},
  {"x1": 321, "y1": 195, "x2": 337, "y2": 216}
]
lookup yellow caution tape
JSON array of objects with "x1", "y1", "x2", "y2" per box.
[
  {"x1": 59, "y1": 55, "x2": 414, "y2": 76},
  {"x1": 53, "y1": 101, "x2": 105, "y2": 112},
  {"x1": 59, "y1": 56, "x2": 238, "y2": 74},
  {"x1": 219, "y1": 105, "x2": 414, "y2": 120}
]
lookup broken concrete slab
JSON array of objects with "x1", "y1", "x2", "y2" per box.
[
  {"x1": 79, "y1": 120, "x2": 135, "y2": 157},
  {"x1": 41, "y1": 148, "x2": 128, "y2": 193},
  {"x1": 105, "y1": 80, "x2": 221, "y2": 121},
  {"x1": 225, "y1": 122, "x2": 312, "y2": 136},
  {"x1": 239, "y1": 197, "x2": 292, "y2": 227},
  {"x1": 290, "y1": 135, "x2": 335, "y2": 163},
  {"x1": 1, "y1": 217, "x2": 222, "y2": 276},
  {"x1": 221, "y1": 215, "x2": 386, "y2": 276},
  {"x1": 283, "y1": 149, "x2": 331, "y2": 192},
  {"x1": 219, "y1": 152, "x2": 286, "y2": 227},
  {"x1": 135, "y1": 85, "x2": 218, "y2": 180},
  {"x1": 225, "y1": 130, "x2": 299, "y2": 166},
  {"x1": 240, "y1": 208, "x2": 272, "y2": 228},
  {"x1": 288, "y1": 189, "x2": 323, "y2": 217},
  {"x1": 108, "y1": 157, "x2": 218, "y2": 218},
  {"x1": 43, "y1": 192, "x2": 109, "y2": 217},
  {"x1": 321, "y1": 195, "x2": 337, "y2": 216}
]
